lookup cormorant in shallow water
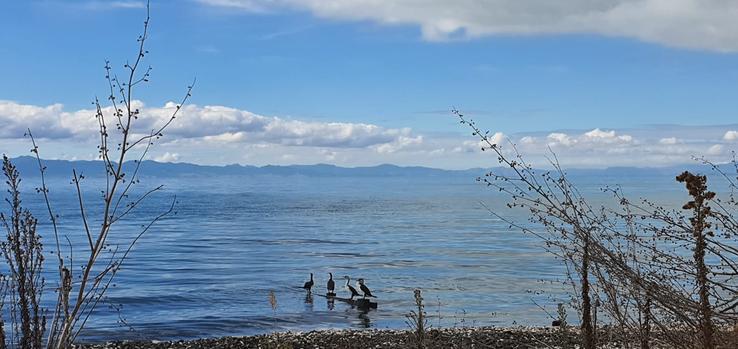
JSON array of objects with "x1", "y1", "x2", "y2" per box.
[
  {"x1": 344, "y1": 276, "x2": 360, "y2": 300},
  {"x1": 302, "y1": 273, "x2": 314, "y2": 292},
  {"x1": 357, "y1": 278, "x2": 375, "y2": 298},
  {"x1": 327, "y1": 273, "x2": 335, "y2": 295}
]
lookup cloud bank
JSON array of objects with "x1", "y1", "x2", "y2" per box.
[
  {"x1": 1, "y1": 99, "x2": 737, "y2": 169},
  {"x1": 199, "y1": 0, "x2": 738, "y2": 52},
  {"x1": 0, "y1": 100, "x2": 421, "y2": 151}
]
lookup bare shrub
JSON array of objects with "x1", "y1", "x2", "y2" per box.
[
  {"x1": 1, "y1": 2, "x2": 192, "y2": 347},
  {"x1": 1, "y1": 156, "x2": 46, "y2": 348},
  {"x1": 406, "y1": 289, "x2": 429, "y2": 349},
  {"x1": 455, "y1": 109, "x2": 738, "y2": 349}
]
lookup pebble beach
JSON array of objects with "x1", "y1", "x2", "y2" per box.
[{"x1": 78, "y1": 326, "x2": 641, "y2": 349}]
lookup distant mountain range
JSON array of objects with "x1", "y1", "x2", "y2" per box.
[{"x1": 6, "y1": 156, "x2": 724, "y2": 179}]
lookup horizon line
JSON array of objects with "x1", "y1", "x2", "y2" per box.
[{"x1": 8, "y1": 155, "x2": 721, "y2": 172}]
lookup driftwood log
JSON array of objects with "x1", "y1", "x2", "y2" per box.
[{"x1": 319, "y1": 294, "x2": 378, "y2": 310}]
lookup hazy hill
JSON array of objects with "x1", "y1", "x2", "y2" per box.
[{"x1": 7, "y1": 156, "x2": 717, "y2": 179}]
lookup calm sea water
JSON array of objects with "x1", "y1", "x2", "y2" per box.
[{"x1": 11, "y1": 172, "x2": 696, "y2": 341}]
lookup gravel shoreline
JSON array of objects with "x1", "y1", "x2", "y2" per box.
[{"x1": 77, "y1": 326, "x2": 642, "y2": 348}]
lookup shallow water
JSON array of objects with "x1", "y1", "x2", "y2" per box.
[{"x1": 10, "y1": 172, "x2": 694, "y2": 341}]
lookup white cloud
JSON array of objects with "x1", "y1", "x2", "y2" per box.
[
  {"x1": 202, "y1": 132, "x2": 248, "y2": 143},
  {"x1": 452, "y1": 140, "x2": 481, "y2": 154},
  {"x1": 0, "y1": 100, "x2": 419, "y2": 151},
  {"x1": 198, "y1": 0, "x2": 738, "y2": 52},
  {"x1": 545, "y1": 128, "x2": 634, "y2": 148},
  {"x1": 500, "y1": 126, "x2": 738, "y2": 168},
  {"x1": 374, "y1": 135, "x2": 424, "y2": 154},
  {"x1": 724, "y1": 130, "x2": 738, "y2": 141},
  {"x1": 260, "y1": 118, "x2": 404, "y2": 147},
  {"x1": 583, "y1": 128, "x2": 633, "y2": 143},
  {"x1": 154, "y1": 152, "x2": 180, "y2": 163},
  {"x1": 489, "y1": 132, "x2": 506, "y2": 146},
  {"x1": 707, "y1": 144, "x2": 724, "y2": 155},
  {"x1": 451, "y1": 133, "x2": 506, "y2": 154},
  {"x1": 3, "y1": 99, "x2": 738, "y2": 169},
  {"x1": 520, "y1": 136, "x2": 536, "y2": 144},
  {"x1": 0, "y1": 100, "x2": 72, "y2": 139},
  {"x1": 547, "y1": 132, "x2": 575, "y2": 146},
  {"x1": 320, "y1": 149, "x2": 338, "y2": 161}
]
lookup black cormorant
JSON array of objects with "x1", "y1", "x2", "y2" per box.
[
  {"x1": 327, "y1": 272, "x2": 335, "y2": 295},
  {"x1": 302, "y1": 273, "x2": 314, "y2": 292},
  {"x1": 357, "y1": 278, "x2": 375, "y2": 298},
  {"x1": 344, "y1": 275, "x2": 360, "y2": 300}
]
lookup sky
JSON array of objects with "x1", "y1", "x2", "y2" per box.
[{"x1": 1, "y1": 0, "x2": 738, "y2": 169}]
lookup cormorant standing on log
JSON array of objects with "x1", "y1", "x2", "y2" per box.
[
  {"x1": 357, "y1": 278, "x2": 375, "y2": 298},
  {"x1": 327, "y1": 273, "x2": 335, "y2": 295},
  {"x1": 344, "y1": 276, "x2": 360, "y2": 300},
  {"x1": 303, "y1": 273, "x2": 314, "y2": 292}
]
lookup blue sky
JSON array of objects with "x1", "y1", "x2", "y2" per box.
[{"x1": 2, "y1": 0, "x2": 738, "y2": 168}]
